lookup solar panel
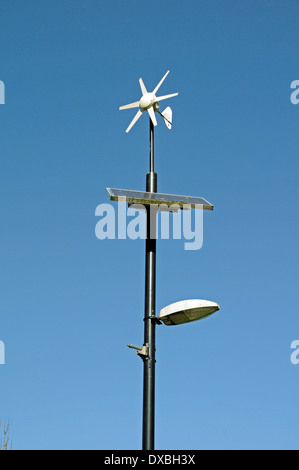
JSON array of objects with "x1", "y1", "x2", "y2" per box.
[{"x1": 106, "y1": 188, "x2": 214, "y2": 211}]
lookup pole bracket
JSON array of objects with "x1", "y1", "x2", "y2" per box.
[
  {"x1": 127, "y1": 344, "x2": 149, "y2": 361},
  {"x1": 143, "y1": 315, "x2": 162, "y2": 325}
]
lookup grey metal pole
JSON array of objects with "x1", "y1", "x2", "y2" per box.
[{"x1": 142, "y1": 119, "x2": 157, "y2": 450}]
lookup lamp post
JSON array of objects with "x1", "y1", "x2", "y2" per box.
[
  {"x1": 107, "y1": 71, "x2": 220, "y2": 450},
  {"x1": 142, "y1": 119, "x2": 157, "y2": 450}
]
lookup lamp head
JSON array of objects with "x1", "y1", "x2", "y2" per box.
[{"x1": 158, "y1": 299, "x2": 220, "y2": 326}]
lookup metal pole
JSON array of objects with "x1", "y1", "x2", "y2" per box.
[
  {"x1": 149, "y1": 117, "x2": 155, "y2": 173},
  {"x1": 142, "y1": 119, "x2": 157, "y2": 450}
]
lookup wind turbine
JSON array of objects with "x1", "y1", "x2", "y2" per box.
[{"x1": 119, "y1": 70, "x2": 178, "y2": 133}]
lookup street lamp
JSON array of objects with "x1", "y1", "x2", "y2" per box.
[
  {"x1": 107, "y1": 71, "x2": 219, "y2": 450},
  {"x1": 158, "y1": 299, "x2": 220, "y2": 326}
]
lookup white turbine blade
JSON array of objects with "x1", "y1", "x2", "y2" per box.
[
  {"x1": 155, "y1": 93, "x2": 178, "y2": 102},
  {"x1": 139, "y1": 78, "x2": 148, "y2": 96},
  {"x1": 153, "y1": 70, "x2": 170, "y2": 95},
  {"x1": 119, "y1": 101, "x2": 140, "y2": 110},
  {"x1": 147, "y1": 106, "x2": 157, "y2": 127},
  {"x1": 126, "y1": 109, "x2": 143, "y2": 133}
]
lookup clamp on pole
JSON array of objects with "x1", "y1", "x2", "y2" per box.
[
  {"x1": 143, "y1": 315, "x2": 162, "y2": 325},
  {"x1": 127, "y1": 344, "x2": 149, "y2": 361}
]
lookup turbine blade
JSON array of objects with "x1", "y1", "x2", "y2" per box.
[
  {"x1": 126, "y1": 109, "x2": 143, "y2": 133},
  {"x1": 147, "y1": 106, "x2": 157, "y2": 127},
  {"x1": 153, "y1": 70, "x2": 170, "y2": 95},
  {"x1": 139, "y1": 78, "x2": 147, "y2": 96},
  {"x1": 155, "y1": 93, "x2": 178, "y2": 102},
  {"x1": 119, "y1": 101, "x2": 140, "y2": 110}
]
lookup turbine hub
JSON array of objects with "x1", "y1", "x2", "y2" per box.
[{"x1": 139, "y1": 93, "x2": 155, "y2": 110}]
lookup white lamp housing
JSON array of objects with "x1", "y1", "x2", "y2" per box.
[{"x1": 158, "y1": 299, "x2": 220, "y2": 326}]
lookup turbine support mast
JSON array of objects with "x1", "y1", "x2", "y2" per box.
[{"x1": 143, "y1": 116, "x2": 157, "y2": 450}]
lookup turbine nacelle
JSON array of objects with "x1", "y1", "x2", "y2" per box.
[
  {"x1": 139, "y1": 93, "x2": 155, "y2": 111},
  {"x1": 119, "y1": 71, "x2": 178, "y2": 133}
]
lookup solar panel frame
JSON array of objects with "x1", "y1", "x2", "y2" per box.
[{"x1": 106, "y1": 188, "x2": 214, "y2": 211}]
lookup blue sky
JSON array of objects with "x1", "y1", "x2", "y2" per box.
[{"x1": 0, "y1": 0, "x2": 298, "y2": 450}]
